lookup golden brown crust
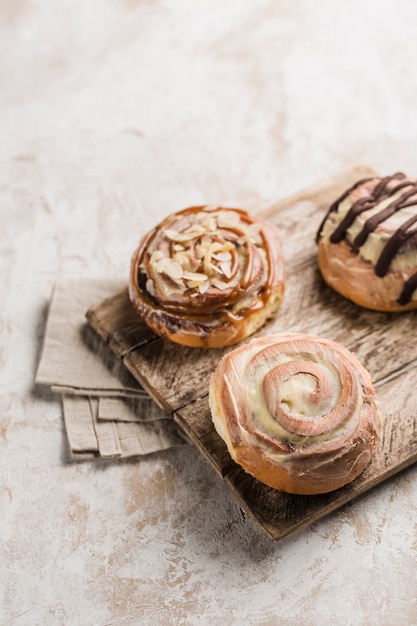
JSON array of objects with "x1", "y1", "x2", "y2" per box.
[
  {"x1": 129, "y1": 206, "x2": 285, "y2": 348},
  {"x1": 209, "y1": 333, "x2": 381, "y2": 495},
  {"x1": 317, "y1": 239, "x2": 417, "y2": 312},
  {"x1": 317, "y1": 174, "x2": 417, "y2": 312}
]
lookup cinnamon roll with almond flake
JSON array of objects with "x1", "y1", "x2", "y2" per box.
[
  {"x1": 316, "y1": 173, "x2": 417, "y2": 312},
  {"x1": 209, "y1": 333, "x2": 381, "y2": 495},
  {"x1": 129, "y1": 206, "x2": 285, "y2": 348}
]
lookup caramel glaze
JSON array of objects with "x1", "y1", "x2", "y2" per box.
[
  {"x1": 129, "y1": 206, "x2": 285, "y2": 347},
  {"x1": 317, "y1": 173, "x2": 417, "y2": 305}
]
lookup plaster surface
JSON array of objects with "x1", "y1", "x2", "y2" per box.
[{"x1": 1, "y1": 1, "x2": 417, "y2": 624}]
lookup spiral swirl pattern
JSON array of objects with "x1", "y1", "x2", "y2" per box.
[
  {"x1": 129, "y1": 206, "x2": 285, "y2": 347},
  {"x1": 209, "y1": 333, "x2": 381, "y2": 494}
]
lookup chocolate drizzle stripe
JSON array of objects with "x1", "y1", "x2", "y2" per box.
[
  {"x1": 399, "y1": 273, "x2": 417, "y2": 305},
  {"x1": 315, "y1": 176, "x2": 374, "y2": 244},
  {"x1": 329, "y1": 173, "x2": 407, "y2": 245},
  {"x1": 371, "y1": 173, "x2": 402, "y2": 195},
  {"x1": 330, "y1": 197, "x2": 375, "y2": 244},
  {"x1": 375, "y1": 214, "x2": 417, "y2": 277},
  {"x1": 353, "y1": 183, "x2": 417, "y2": 248}
]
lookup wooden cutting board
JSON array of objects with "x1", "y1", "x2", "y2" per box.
[{"x1": 86, "y1": 165, "x2": 417, "y2": 541}]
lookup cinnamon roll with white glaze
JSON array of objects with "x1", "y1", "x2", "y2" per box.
[
  {"x1": 129, "y1": 206, "x2": 285, "y2": 348},
  {"x1": 316, "y1": 173, "x2": 417, "y2": 312},
  {"x1": 209, "y1": 333, "x2": 381, "y2": 495}
]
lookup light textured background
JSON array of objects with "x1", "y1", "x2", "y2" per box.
[{"x1": 1, "y1": 1, "x2": 417, "y2": 624}]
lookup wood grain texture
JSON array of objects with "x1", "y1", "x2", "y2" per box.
[
  {"x1": 86, "y1": 167, "x2": 417, "y2": 540},
  {"x1": 87, "y1": 288, "x2": 155, "y2": 357}
]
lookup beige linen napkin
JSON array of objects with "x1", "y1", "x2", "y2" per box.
[{"x1": 36, "y1": 277, "x2": 187, "y2": 459}]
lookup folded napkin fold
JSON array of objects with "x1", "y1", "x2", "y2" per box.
[{"x1": 36, "y1": 277, "x2": 188, "y2": 460}]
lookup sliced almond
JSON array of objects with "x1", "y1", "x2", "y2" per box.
[
  {"x1": 247, "y1": 223, "x2": 262, "y2": 244},
  {"x1": 164, "y1": 228, "x2": 202, "y2": 243},
  {"x1": 198, "y1": 281, "x2": 210, "y2": 294},
  {"x1": 155, "y1": 257, "x2": 184, "y2": 280},
  {"x1": 146, "y1": 279, "x2": 155, "y2": 296},
  {"x1": 217, "y1": 211, "x2": 241, "y2": 228},
  {"x1": 211, "y1": 278, "x2": 230, "y2": 291},
  {"x1": 220, "y1": 261, "x2": 233, "y2": 278},
  {"x1": 203, "y1": 242, "x2": 224, "y2": 275},
  {"x1": 160, "y1": 282, "x2": 182, "y2": 297},
  {"x1": 188, "y1": 258, "x2": 201, "y2": 272},
  {"x1": 203, "y1": 253, "x2": 213, "y2": 276},
  {"x1": 210, "y1": 241, "x2": 224, "y2": 253},
  {"x1": 173, "y1": 252, "x2": 190, "y2": 268},
  {"x1": 210, "y1": 263, "x2": 223, "y2": 274},
  {"x1": 150, "y1": 250, "x2": 164, "y2": 264},
  {"x1": 165, "y1": 260, "x2": 184, "y2": 280},
  {"x1": 196, "y1": 242, "x2": 209, "y2": 259},
  {"x1": 201, "y1": 216, "x2": 217, "y2": 232},
  {"x1": 183, "y1": 271, "x2": 208, "y2": 282},
  {"x1": 183, "y1": 224, "x2": 205, "y2": 236},
  {"x1": 213, "y1": 251, "x2": 232, "y2": 262},
  {"x1": 164, "y1": 229, "x2": 180, "y2": 241}
]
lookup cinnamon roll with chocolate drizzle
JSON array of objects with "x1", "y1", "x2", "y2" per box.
[
  {"x1": 209, "y1": 333, "x2": 381, "y2": 495},
  {"x1": 316, "y1": 173, "x2": 417, "y2": 311},
  {"x1": 129, "y1": 206, "x2": 285, "y2": 347}
]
